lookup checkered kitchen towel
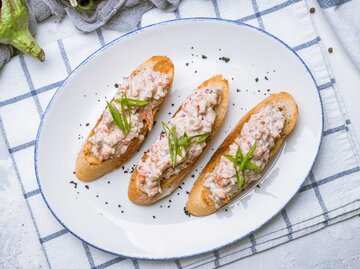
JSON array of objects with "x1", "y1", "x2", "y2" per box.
[{"x1": 1, "y1": 0, "x2": 360, "y2": 268}]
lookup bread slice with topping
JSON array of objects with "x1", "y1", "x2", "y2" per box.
[
  {"x1": 186, "y1": 92, "x2": 298, "y2": 216},
  {"x1": 75, "y1": 56, "x2": 174, "y2": 181},
  {"x1": 128, "y1": 75, "x2": 229, "y2": 205}
]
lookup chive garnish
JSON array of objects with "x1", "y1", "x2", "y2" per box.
[
  {"x1": 107, "y1": 92, "x2": 148, "y2": 135},
  {"x1": 224, "y1": 142, "x2": 261, "y2": 188},
  {"x1": 162, "y1": 122, "x2": 209, "y2": 167}
]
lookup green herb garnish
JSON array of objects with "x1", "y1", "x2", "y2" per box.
[
  {"x1": 114, "y1": 92, "x2": 148, "y2": 107},
  {"x1": 107, "y1": 92, "x2": 148, "y2": 135},
  {"x1": 162, "y1": 122, "x2": 209, "y2": 167},
  {"x1": 224, "y1": 143, "x2": 261, "y2": 188}
]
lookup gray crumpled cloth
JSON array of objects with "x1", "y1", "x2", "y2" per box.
[{"x1": 0, "y1": 0, "x2": 180, "y2": 69}]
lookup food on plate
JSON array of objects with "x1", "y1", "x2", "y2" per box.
[
  {"x1": 128, "y1": 75, "x2": 229, "y2": 205},
  {"x1": 186, "y1": 92, "x2": 298, "y2": 216},
  {"x1": 75, "y1": 56, "x2": 174, "y2": 181}
]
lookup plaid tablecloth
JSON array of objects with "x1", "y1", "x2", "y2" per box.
[{"x1": 0, "y1": 0, "x2": 359, "y2": 268}]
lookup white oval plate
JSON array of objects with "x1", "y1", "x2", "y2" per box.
[{"x1": 35, "y1": 18, "x2": 323, "y2": 259}]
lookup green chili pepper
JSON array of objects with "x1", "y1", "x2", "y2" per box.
[
  {"x1": 0, "y1": 0, "x2": 45, "y2": 62},
  {"x1": 75, "y1": 0, "x2": 95, "y2": 12}
]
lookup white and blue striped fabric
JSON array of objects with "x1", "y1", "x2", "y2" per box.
[{"x1": 1, "y1": 0, "x2": 360, "y2": 268}]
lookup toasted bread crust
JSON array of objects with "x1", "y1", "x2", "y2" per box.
[
  {"x1": 186, "y1": 92, "x2": 298, "y2": 216},
  {"x1": 75, "y1": 56, "x2": 174, "y2": 182},
  {"x1": 128, "y1": 75, "x2": 229, "y2": 205}
]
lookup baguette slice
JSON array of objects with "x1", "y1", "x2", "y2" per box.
[
  {"x1": 75, "y1": 56, "x2": 174, "y2": 182},
  {"x1": 186, "y1": 92, "x2": 298, "y2": 216},
  {"x1": 128, "y1": 75, "x2": 229, "y2": 205}
]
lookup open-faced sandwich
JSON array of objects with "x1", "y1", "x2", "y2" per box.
[
  {"x1": 75, "y1": 56, "x2": 174, "y2": 181},
  {"x1": 186, "y1": 92, "x2": 298, "y2": 216},
  {"x1": 128, "y1": 75, "x2": 229, "y2": 205}
]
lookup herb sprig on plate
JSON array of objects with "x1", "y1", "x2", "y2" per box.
[
  {"x1": 224, "y1": 143, "x2": 261, "y2": 188},
  {"x1": 162, "y1": 122, "x2": 209, "y2": 167},
  {"x1": 107, "y1": 92, "x2": 148, "y2": 135}
]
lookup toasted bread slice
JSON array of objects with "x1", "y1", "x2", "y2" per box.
[
  {"x1": 128, "y1": 75, "x2": 229, "y2": 205},
  {"x1": 75, "y1": 56, "x2": 174, "y2": 182},
  {"x1": 186, "y1": 92, "x2": 298, "y2": 216}
]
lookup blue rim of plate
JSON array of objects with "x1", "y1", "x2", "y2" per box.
[{"x1": 35, "y1": 17, "x2": 324, "y2": 261}]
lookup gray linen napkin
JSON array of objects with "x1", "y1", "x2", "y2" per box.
[{"x1": 0, "y1": 0, "x2": 180, "y2": 69}]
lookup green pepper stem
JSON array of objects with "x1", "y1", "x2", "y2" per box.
[
  {"x1": 11, "y1": 30, "x2": 45, "y2": 62},
  {"x1": 0, "y1": 0, "x2": 45, "y2": 62}
]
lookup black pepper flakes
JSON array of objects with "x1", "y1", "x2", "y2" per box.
[
  {"x1": 191, "y1": 174, "x2": 195, "y2": 178},
  {"x1": 256, "y1": 184, "x2": 261, "y2": 188},
  {"x1": 114, "y1": 83, "x2": 119, "y2": 88},
  {"x1": 72, "y1": 171, "x2": 75, "y2": 175},
  {"x1": 219, "y1": 56, "x2": 230, "y2": 63},
  {"x1": 85, "y1": 185, "x2": 89, "y2": 189},
  {"x1": 236, "y1": 89, "x2": 240, "y2": 93},
  {"x1": 328, "y1": 47, "x2": 333, "y2": 53},
  {"x1": 105, "y1": 202, "x2": 108, "y2": 204},
  {"x1": 85, "y1": 123, "x2": 90, "y2": 126},
  {"x1": 184, "y1": 207, "x2": 191, "y2": 217},
  {"x1": 169, "y1": 200, "x2": 172, "y2": 203},
  {"x1": 171, "y1": 103, "x2": 174, "y2": 107},
  {"x1": 186, "y1": 191, "x2": 190, "y2": 195},
  {"x1": 118, "y1": 204, "x2": 121, "y2": 208},
  {"x1": 69, "y1": 181, "x2": 77, "y2": 188},
  {"x1": 255, "y1": 78, "x2": 259, "y2": 82},
  {"x1": 194, "y1": 70, "x2": 197, "y2": 73},
  {"x1": 265, "y1": 76, "x2": 268, "y2": 80},
  {"x1": 201, "y1": 55, "x2": 207, "y2": 59},
  {"x1": 153, "y1": 216, "x2": 156, "y2": 219},
  {"x1": 309, "y1": 7, "x2": 315, "y2": 13},
  {"x1": 185, "y1": 63, "x2": 189, "y2": 66},
  {"x1": 121, "y1": 210, "x2": 124, "y2": 213}
]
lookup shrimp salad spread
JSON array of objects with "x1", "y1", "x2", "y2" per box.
[
  {"x1": 89, "y1": 68, "x2": 170, "y2": 161},
  {"x1": 204, "y1": 104, "x2": 285, "y2": 208},
  {"x1": 137, "y1": 86, "x2": 222, "y2": 197}
]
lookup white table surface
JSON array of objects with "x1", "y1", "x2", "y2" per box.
[{"x1": 1, "y1": 1, "x2": 360, "y2": 268}]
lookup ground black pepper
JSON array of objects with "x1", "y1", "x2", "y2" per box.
[
  {"x1": 201, "y1": 55, "x2": 207, "y2": 59},
  {"x1": 310, "y1": 7, "x2": 315, "y2": 13},
  {"x1": 219, "y1": 56, "x2": 230, "y2": 63},
  {"x1": 85, "y1": 185, "x2": 89, "y2": 189},
  {"x1": 184, "y1": 207, "x2": 191, "y2": 217},
  {"x1": 265, "y1": 76, "x2": 268, "y2": 80},
  {"x1": 85, "y1": 123, "x2": 89, "y2": 126},
  {"x1": 69, "y1": 181, "x2": 77, "y2": 188},
  {"x1": 255, "y1": 78, "x2": 259, "y2": 82},
  {"x1": 328, "y1": 47, "x2": 333, "y2": 53}
]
